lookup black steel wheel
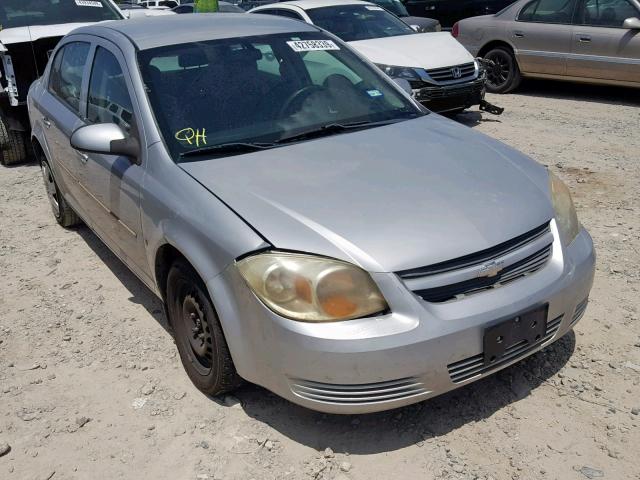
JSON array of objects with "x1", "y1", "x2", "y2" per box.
[
  {"x1": 40, "y1": 158, "x2": 81, "y2": 228},
  {"x1": 484, "y1": 47, "x2": 521, "y2": 94},
  {"x1": 167, "y1": 260, "x2": 242, "y2": 396}
]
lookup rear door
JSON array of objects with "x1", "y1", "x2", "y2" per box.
[
  {"x1": 511, "y1": 0, "x2": 577, "y2": 75},
  {"x1": 76, "y1": 40, "x2": 148, "y2": 276},
  {"x1": 568, "y1": 0, "x2": 640, "y2": 82},
  {"x1": 37, "y1": 39, "x2": 91, "y2": 211}
]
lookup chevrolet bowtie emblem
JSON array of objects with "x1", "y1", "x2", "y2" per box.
[{"x1": 477, "y1": 260, "x2": 504, "y2": 278}]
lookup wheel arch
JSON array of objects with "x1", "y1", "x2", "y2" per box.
[{"x1": 478, "y1": 40, "x2": 517, "y2": 59}]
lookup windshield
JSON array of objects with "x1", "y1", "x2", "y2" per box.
[
  {"x1": 369, "y1": 0, "x2": 409, "y2": 17},
  {"x1": 138, "y1": 32, "x2": 423, "y2": 161},
  {"x1": 306, "y1": 4, "x2": 414, "y2": 42},
  {"x1": 0, "y1": 0, "x2": 122, "y2": 29}
]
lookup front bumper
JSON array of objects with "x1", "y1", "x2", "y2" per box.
[
  {"x1": 209, "y1": 225, "x2": 595, "y2": 414},
  {"x1": 413, "y1": 77, "x2": 485, "y2": 113}
]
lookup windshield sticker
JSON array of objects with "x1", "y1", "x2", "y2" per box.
[
  {"x1": 366, "y1": 89, "x2": 383, "y2": 97},
  {"x1": 175, "y1": 128, "x2": 207, "y2": 147},
  {"x1": 286, "y1": 40, "x2": 340, "y2": 52},
  {"x1": 365, "y1": 5, "x2": 384, "y2": 10},
  {"x1": 75, "y1": 0, "x2": 104, "y2": 7}
]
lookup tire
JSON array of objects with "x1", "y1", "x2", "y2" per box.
[
  {"x1": 483, "y1": 47, "x2": 522, "y2": 94},
  {"x1": 0, "y1": 117, "x2": 28, "y2": 166},
  {"x1": 166, "y1": 260, "x2": 242, "y2": 396},
  {"x1": 40, "y1": 158, "x2": 81, "y2": 228}
]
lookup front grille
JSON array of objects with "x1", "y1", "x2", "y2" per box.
[
  {"x1": 570, "y1": 298, "x2": 588, "y2": 325},
  {"x1": 399, "y1": 222, "x2": 553, "y2": 303},
  {"x1": 447, "y1": 314, "x2": 563, "y2": 384},
  {"x1": 290, "y1": 377, "x2": 427, "y2": 404},
  {"x1": 426, "y1": 62, "x2": 476, "y2": 83}
]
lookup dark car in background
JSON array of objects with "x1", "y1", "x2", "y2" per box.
[
  {"x1": 365, "y1": 0, "x2": 442, "y2": 31},
  {"x1": 402, "y1": 0, "x2": 517, "y2": 28}
]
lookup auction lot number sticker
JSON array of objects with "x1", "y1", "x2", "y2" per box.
[
  {"x1": 287, "y1": 40, "x2": 340, "y2": 52},
  {"x1": 75, "y1": 0, "x2": 104, "y2": 6}
]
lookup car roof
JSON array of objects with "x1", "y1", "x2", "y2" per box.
[
  {"x1": 71, "y1": 13, "x2": 319, "y2": 50},
  {"x1": 262, "y1": 0, "x2": 374, "y2": 10}
]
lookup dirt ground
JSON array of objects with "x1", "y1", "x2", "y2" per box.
[{"x1": 1, "y1": 79, "x2": 639, "y2": 480}]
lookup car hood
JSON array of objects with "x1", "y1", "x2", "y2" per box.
[
  {"x1": 180, "y1": 115, "x2": 553, "y2": 273},
  {"x1": 349, "y1": 32, "x2": 473, "y2": 70}
]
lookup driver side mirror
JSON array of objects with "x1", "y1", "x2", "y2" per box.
[
  {"x1": 71, "y1": 123, "x2": 140, "y2": 161},
  {"x1": 623, "y1": 17, "x2": 640, "y2": 29},
  {"x1": 392, "y1": 77, "x2": 414, "y2": 96}
]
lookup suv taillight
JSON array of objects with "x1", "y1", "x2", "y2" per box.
[{"x1": 452, "y1": 22, "x2": 459, "y2": 38}]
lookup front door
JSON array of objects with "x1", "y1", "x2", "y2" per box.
[
  {"x1": 38, "y1": 40, "x2": 91, "y2": 211},
  {"x1": 74, "y1": 42, "x2": 149, "y2": 278},
  {"x1": 511, "y1": 0, "x2": 577, "y2": 75},
  {"x1": 568, "y1": 0, "x2": 640, "y2": 82}
]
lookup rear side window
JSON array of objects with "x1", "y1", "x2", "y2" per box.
[
  {"x1": 518, "y1": 0, "x2": 576, "y2": 23},
  {"x1": 576, "y1": 0, "x2": 639, "y2": 27},
  {"x1": 48, "y1": 42, "x2": 91, "y2": 114},
  {"x1": 87, "y1": 47, "x2": 135, "y2": 134}
]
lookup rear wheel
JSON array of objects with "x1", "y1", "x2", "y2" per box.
[
  {"x1": 0, "y1": 117, "x2": 28, "y2": 166},
  {"x1": 40, "y1": 158, "x2": 81, "y2": 228},
  {"x1": 484, "y1": 47, "x2": 521, "y2": 94},
  {"x1": 167, "y1": 260, "x2": 242, "y2": 396}
]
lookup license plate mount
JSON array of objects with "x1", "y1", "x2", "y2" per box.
[{"x1": 483, "y1": 305, "x2": 548, "y2": 367}]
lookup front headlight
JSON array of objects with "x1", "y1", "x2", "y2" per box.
[
  {"x1": 237, "y1": 252, "x2": 388, "y2": 322},
  {"x1": 375, "y1": 64, "x2": 421, "y2": 82},
  {"x1": 549, "y1": 170, "x2": 580, "y2": 245}
]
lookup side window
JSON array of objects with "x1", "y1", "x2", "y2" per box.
[
  {"x1": 577, "y1": 0, "x2": 639, "y2": 26},
  {"x1": 48, "y1": 42, "x2": 90, "y2": 114},
  {"x1": 277, "y1": 9, "x2": 304, "y2": 20},
  {"x1": 518, "y1": 0, "x2": 575, "y2": 23},
  {"x1": 254, "y1": 44, "x2": 281, "y2": 77},
  {"x1": 300, "y1": 50, "x2": 361, "y2": 86},
  {"x1": 87, "y1": 47, "x2": 135, "y2": 135}
]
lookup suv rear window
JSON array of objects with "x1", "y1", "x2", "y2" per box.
[{"x1": 0, "y1": 0, "x2": 122, "y2": 29}]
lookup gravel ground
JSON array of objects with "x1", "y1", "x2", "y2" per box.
[{"x1": 1, "y1": 79, "x2": 639, "y2": 480}]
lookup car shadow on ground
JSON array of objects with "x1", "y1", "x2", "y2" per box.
[
  {"x1": 508, "y1": 79, "x2": 639, "y2": 107},
  {"x1": 74, "y1": 225, "x2": 169, "y2": 332},
  {"x1": 235, "y1": 330, "x2": 576, "y2": 455},
  {"x1": 71, "y1": 222, "x2": 576, "y2": 455}
]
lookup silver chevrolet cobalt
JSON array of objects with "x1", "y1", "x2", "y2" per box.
[{"x1": 28, "y1": 14, "x2": 595, "y2": 414}]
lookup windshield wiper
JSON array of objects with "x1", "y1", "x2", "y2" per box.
[
  {"x1": 276, "y1": 119, "x2": 403, "y2": 145},
  {"x1": 179, "y1": 142, "x2": 277, "y2": 159}
]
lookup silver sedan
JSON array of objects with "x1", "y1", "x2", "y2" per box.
[
  {"x1": 453, "y1": 0, "x2": 640, "y2": 92},
  {"x1": 28, "y1": 14, "x2": 594, "y2": 414}
]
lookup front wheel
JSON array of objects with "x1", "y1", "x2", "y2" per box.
[
  {"x1": 166, "y1": 260, "x2": 242, "y2": 396},
  {"x1": 484, "y1": 47, "x2": 521, "y2": 94}
]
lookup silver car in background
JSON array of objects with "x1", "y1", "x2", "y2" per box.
[
  {"x1": 28, "y1": 14, "x2": 594, "y2": 414},
  {"x1": 453, "y1": 0, "x2": 640, "y2": 92}
]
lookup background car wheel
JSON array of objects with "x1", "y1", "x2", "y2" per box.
[
  {"x1": 166, "y1": 260, "x2": 242, "y2": 397},
  {"x1": 0, "y1": 117, "x2": 28, "y2": 166},
  {"x1": 40, "y1": 159, "x2": 81, "y2": 228},
  {"x1": 484, "y1": 47, "x2": 521, "y2": 94}
]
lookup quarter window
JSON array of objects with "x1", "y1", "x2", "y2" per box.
[
  {"x1": 518, "y1": 0, "x2": 576, "y2": 23},
  {"x1": 48, "y1": 41, "x2": 91, "y2": 114},
  {"x1": 87, "y1": 47, "x2": 135, "y2": 134},
  {"x1": 576, "y1": 0, "x2": 639, "y2": 26}
]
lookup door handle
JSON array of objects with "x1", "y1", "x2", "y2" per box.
[
  {"x1": 42, "y1": 117, "x2": 51, "y2": 128},
  {"x1": 578, "y1": 35, "x2": 591, "y2": 42},
  {"x1": 513, "y1": 31, "x2": 524, "y2": 38},
  {"x1": 77, "y1": 152, "x2": 89, "y2": 164}
]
